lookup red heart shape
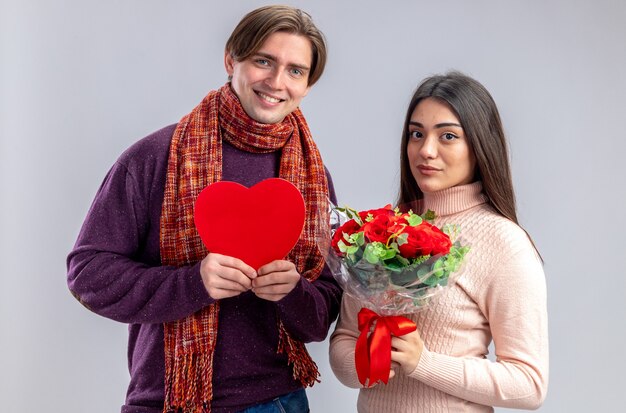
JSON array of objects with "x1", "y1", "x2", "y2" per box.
[{"x1": 194, "y1": 178, "x2": 306, "y2": 270}]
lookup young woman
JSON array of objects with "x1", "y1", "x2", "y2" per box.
[{"x1": 329, "y1": 72, "x2": 548, "y2": 412}]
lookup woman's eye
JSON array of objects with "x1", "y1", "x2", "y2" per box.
[
  {"x1": 409, "y1": 131, "x2": 422, "y2": 139},
  {"x1": 442, "y1": 132, "x2": 457, "y2": 141}
]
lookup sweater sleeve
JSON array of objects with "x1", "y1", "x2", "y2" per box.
[
  {"x1": 274, "y1": 168, "x2": 343, "y2": 342},
  {"x1": 328, "y1": 293, "x2": 367, "y2": 388},
  {"x1": 67, "y1": 135, "x2": 214, "y2": 324},
  {"x1": 411, "y1": 242, "x2": 549, "y2": 409}
]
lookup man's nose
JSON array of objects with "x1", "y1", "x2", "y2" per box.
[{"x1": 265, "y1": 68, "x2": 284, "y2": 89}]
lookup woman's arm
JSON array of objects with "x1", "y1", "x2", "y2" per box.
[
  {"x1": 329, "y1": 294, "x2": 366, "y2": 388},
  {"x1": 411, "y1": 244, "x2": 549, "y2": 409}
]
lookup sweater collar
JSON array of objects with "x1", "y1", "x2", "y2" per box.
[{"x1": 422, "y1": 181, "x2": 488, "y2": 217}]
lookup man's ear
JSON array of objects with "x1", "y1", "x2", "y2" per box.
[{"x1": 224, "y1": 51, "x2": 235, "y2": 76}]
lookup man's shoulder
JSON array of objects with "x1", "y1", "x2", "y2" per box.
[
  {"x1": 119, "y1": 124, "x2": 177, "y2": 162},
  {"x1": 114, "y1": 124, "x2": 177, "y2": 184},
  {"x1": 115, "y1": 124, "x2": 176, "y2": 171}
]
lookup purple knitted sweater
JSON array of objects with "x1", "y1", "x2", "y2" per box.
[{"x1": 67, "y1": 124, "x2": 342, "y2": 412}]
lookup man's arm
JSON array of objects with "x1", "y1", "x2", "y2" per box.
[
  {"x1": 66, "y1": 126, "x2": 225, "y2": 325},
  {"x1": 273, "y1": 264, "x2": 342, "y2": 342}
]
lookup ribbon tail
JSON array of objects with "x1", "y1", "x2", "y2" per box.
[
  {"x1": 355, "y1": 325, "x2": 371, "y2": 386},
  {"x1": 368, "y1": 320, "x2": 391, "y2": 385}
]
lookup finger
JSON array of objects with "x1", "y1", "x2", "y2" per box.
[
  {"x1": 210, "y1": 276, "x2": 249, "y2": 292},
  {"x1": 212, "y1": 253, "x2": 257, "y2": 279},
  {"x1": 252, "y1": 271, "x2": 300, "y2": 288},
  {"x1": 390, "y1": 350, "x2": 406, "y2": 365},
  {"x1": 206, "y1": 276, "x2": 250, "y2": 299},
  {"x1": 390, "y1": 337, "x2": 406, "y2": 351},
  {"x1": 217, "y1": 266, "x2": 254, "y2": 289},
  {"x1": 257, "y1": 260, "x2": 294, "y2": 276},
  {"x1": 391, "y1": 336, "x2": 415, "y2": 352},
  {"x1": 388, "y1": 369, "x2": 395, "y2": 380}
]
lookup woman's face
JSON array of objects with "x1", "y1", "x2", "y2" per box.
[{"x1": 407, "y1": 97, "x2": 476, "y2": 193}]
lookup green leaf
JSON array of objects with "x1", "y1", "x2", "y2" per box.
[
  {"x1": 363, "y1": 243, "x2": 381, "y2": 264},
  {"x1": 406, "y1": 211, "x2": 422, "y2": 226},
  {"x1": 389, "y1": 267, "x2": 419, "y2": 285},
  {"x1": 422, "y1": 209, "x2": 436, "y2": 221},
  {"x1": 432, "y1": 259, "x2": 445, "y2": 278},
  {"x1": 416, "y1": 265, "x2": 430, "y2": 278},
  {"x1": 395, "y1": 255, "x2": 410, "y2": 266},
  {"x1": 381, "y1": 248, "x2": 397, "y2": 260},
  {"x1": 412, "y1": 255, "x2": 431, "y2": 266},
  {"x1": 351, "y1": 231, "x2": 365, "y2": 247},
  {"x1": 337, "y1": 240, "x2": 348, "y2": 253},
  {"x1": 340, "y1": 206, "x2": 363, "y2": 225},
  {"x1": 396, "y1": 232, "x2": 409, "y2": 246}
]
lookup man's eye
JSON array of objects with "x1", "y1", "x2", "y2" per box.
[
  {"x1": 290, "y1": 68, "x2": 303, "y2": 76},
  {"x1": 256, "y1": 59, "x2": 269, "y2": 65}
]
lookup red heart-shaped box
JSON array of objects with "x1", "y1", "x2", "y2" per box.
[{"x1": 193, "y1": 178, "x2": 306, "y2": 270}]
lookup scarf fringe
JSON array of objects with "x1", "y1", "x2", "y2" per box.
[
  {"x1": 277, "y1": 321, "x2": 320, "y2": 387},
  {"x1": 164, "y1": 351, "x2": 213, "y2": 413},
  {"x1": 164, "y1": 305, "x2": 218, "y2": 413}
]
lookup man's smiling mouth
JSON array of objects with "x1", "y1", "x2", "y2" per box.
[{"x1": 255, "y1": 91, "x2": 284, "y2": 103}]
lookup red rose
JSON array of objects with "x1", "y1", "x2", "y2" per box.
[
  {"x1": 420, "y1": 223, "x2": 452, "y2": 255},
  {"x1": 361, "y1": 214, "x2": 393, "y2": 243},
  {"x1": 398, "y1": 222, "x2": 451, "y2": 258},
  {"x1": 387, "y1": 213, "x2": 410, "y2": 235},
  {"x1": 397, "y1": 224, "x2": 430, "y2": 258},
  {"x1": 331, "y1": 218, "x2": 361, "y2": 253},
  {"x1": 358, "y1": 204, "x2": 394, "y2": 221}
]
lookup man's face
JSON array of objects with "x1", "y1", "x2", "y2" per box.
[{"x1": 225, "y1": 31, "x2": 313, "y2": 124}]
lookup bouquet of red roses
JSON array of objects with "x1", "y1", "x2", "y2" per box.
[
  {"x1": 327, "y1": 204, "x2": 469, "y2": 387},
  {"x1": 328, "y1": 204, "x2": 469, "y2": 315}
]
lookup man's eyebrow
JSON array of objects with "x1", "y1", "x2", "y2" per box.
[
  {"x1": 253, "y1": 52, "x2": 310, "y2": 71},
  {"x1": 409, "y1": 121, "x2": 463, "y2": 128}
]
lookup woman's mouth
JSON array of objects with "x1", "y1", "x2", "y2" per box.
[{"x1": 417, "y1": 165, "x2": 441, "y2": 174}]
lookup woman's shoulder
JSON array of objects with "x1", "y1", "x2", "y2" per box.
[{"x1": 460, "y1": 204, "x2": 535, "y2": 254}]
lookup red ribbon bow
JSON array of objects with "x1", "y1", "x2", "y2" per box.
[{"x1": 355, "y1": 308, "x2": 417, "y2": 387}]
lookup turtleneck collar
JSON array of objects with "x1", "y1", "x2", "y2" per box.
[{"x1": 421, "y1": 181, "x2": 488, "y2": 217}]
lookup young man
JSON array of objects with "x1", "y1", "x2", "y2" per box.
[{"x1": 67, "y1": 6, "x2": 341, "y2": 413}]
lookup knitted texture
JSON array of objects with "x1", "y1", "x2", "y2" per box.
[
  {"x1": 330, "y1": 182, "x2": 548, "y2": 412},
  {"x1": 161, "y1": 84, "x2": 329, "y2": 413}
]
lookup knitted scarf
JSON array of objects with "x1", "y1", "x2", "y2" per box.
[{"x1": 160, "y1": 84, "x2": 329, "y2": 413}]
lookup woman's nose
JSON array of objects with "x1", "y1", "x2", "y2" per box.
[{"x1": 418, "y1": 136, "x2": 437, "y2": 159}]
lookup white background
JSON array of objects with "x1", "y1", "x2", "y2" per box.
[{"x1": 1, "y1": 0, "x2": 625, "y2": 412}]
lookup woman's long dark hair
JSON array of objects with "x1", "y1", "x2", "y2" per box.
[{"x1": 397, "y1": 71, "x2": 541, "y2": 257}]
